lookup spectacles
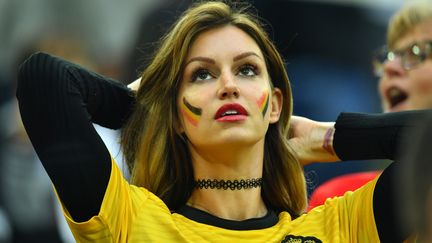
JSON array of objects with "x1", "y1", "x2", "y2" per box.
[{"x1": 372, "y1": 40, "x2": 432, "y2": 77}]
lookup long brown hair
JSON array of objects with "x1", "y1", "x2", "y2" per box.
[{"x1": 121, "y1": 1, "x2": 307, "y2": 216}]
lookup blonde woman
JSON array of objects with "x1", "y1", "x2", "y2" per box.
[
  {"x1": 374, "y1": 1, "x2": 432, "y2": 113},
  {"x1": 310, "y1": 0, "x2": 432, "y2": 220},
  {"x1": 17, "y1": 1, "x2": 422, "y2": 242}
]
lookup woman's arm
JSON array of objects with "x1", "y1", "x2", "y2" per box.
[
  {"x1": 289, "y1": 110, "x2": 429, "y2": 164},
  {"x1": 16, "y1": 52, "x2": 135, "y2": 222},
  {"x1": 288, "y1": 116, "x2": 339, "y2": 165},
  {"x1": 290, "y1": 110, "x2": 432, "y2": 241},
  {"x1": 333, "y1": 111, "x2": 426, "y2": 161},
  {"x1": 334, "y1": 111, "x2": 432, "y2": 242}
]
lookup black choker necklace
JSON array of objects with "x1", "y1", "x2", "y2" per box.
[{"x1": 194, "y1": 178, "x2": 263, "y2": 190}]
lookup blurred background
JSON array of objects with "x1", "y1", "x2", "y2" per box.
[{"x1": 0, "y1": 0, "x2": 404, "y2": 242}]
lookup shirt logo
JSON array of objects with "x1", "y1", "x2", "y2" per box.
[{"x1": 281, "y1": 234, "x2": 322, "y2": 243}]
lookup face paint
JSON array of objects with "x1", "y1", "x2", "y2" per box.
[
  {"x1": 257, "y1": 91, "x2": 269, "y2": 117},
  {"x1": 181, "y1": 97, "x2": 202, "y2": 127}
]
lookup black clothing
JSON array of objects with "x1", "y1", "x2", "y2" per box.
[{"x1": 17, "y1": 52, "x2": 134, "y2": 222}]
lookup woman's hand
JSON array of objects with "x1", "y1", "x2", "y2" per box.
[
  {"x1": 288, "y1": 116, "x2": 340, "y2": 166},
  {"x1": 128, "y1": 77, "x2": 141, "y2": 92}
]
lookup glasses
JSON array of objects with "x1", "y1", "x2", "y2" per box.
[{"x1": 372, "y1": 40, "x2": 432, "y2": 77}]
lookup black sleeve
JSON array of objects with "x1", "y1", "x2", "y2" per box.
[
  {"x1": 16, "y1": 52, "x2": 135, "y2": 222},
  {"x1": 333, "y1": 110, "x2": 430, "y2": 161},
  {"x1": 333, "y1": 110, "x2": 432, "y2": 242}
]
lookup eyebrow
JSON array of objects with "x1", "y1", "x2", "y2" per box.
[
  {"x1": 185, "y1": 52, "x2": 262, "y2": 66},
  {"x1": 233, "y1": 52, "x2": 261, "y2": 62}
]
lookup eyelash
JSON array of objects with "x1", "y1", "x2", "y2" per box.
[
  {"x1": 238, "y1": 64, "x2": 259, "y2": 77},
  {"x1": 190, "y1": 64, "x2": 259, "y2": 82},
  {"x1": 190, "y1": 68, "x2": 213, "y2": 82}
]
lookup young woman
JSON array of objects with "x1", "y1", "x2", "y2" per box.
[{"x1": 17, "y1": 1, "x2": 422, "y2": 242}]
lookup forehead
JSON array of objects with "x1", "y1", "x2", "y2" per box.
[
  {"x1": 187, "y1": 25, "x2": 264, "y2": 59},
  {"x1": 395, "y1": 19, "x2": 432, "y2": 49}
]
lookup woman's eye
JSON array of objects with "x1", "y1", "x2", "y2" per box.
[
  {"x1": 238, "y1": 65, "x2": 257, "y2": 77},
  {"x1": 192, "y1": 69, "x2": 213, "y2": 82}
]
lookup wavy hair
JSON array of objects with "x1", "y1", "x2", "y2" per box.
[{"x1": 121, "y1": 1, "x2": 307, "y2": 216}]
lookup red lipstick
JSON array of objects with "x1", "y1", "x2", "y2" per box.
[{"x1": 215, "y1": 103, "x2": 248, "y2": 122}]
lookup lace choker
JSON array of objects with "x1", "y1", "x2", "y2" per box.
[{"x1": 194, "y1": 178, "x2": 263, "y2": 190}]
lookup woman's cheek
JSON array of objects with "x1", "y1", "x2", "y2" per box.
[
  {"x1": 416, "y1": 80, "x2": 432, "y2": 94},
  {"x1": 412, "y1": 67, "x2": 432, "y2": 94},
  {"x1": 256, "y1": 90, "x2": 269, "y2": 118},
  {"x1": 181, "y1": 96, "x2": 202, "y2": 127},
  {"x1": 410, "y1": 72, "x2": 432, "y2": 108}
]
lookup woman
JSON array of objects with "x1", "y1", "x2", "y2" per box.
[
  {"x1": 17, "y1": 1, "x2": 418, "y2": 242},
  {"x1": 374, "y1": 1, "x2": 432, "y2": 113},
  {"x1": 310, "y1": 1, "x2": 432, "y2": 212}
]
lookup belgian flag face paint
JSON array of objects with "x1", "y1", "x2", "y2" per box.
[
  {"x1": 181, "y1": 97, "x2": 202, "y2": 127},
  {"x1": 257, "y1": 91, "x2": 269, "y2": 118}
]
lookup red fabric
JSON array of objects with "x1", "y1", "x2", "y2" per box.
[{"x1": 308, "y1": 171, "x2": 381, "y2": 211}]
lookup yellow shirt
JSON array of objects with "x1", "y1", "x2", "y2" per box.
[{"x1": 58, "y1": 160, "x2": 380, "y2": 242}]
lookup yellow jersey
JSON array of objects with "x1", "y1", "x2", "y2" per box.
[{"x1": 58, "y1": 160, "x2": 379, "y2": 243}]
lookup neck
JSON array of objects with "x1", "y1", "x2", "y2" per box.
[
  {"x1": 187, "y1": 188, "x2": 267, "y2": 220},
  {"x1": 187, "y1": 139, "x2": 267, "y2": 220}
]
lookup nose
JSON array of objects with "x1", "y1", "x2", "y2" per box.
[
  {"x1": 382, "y1": 56, "x2": 406, "y2": 78},
  {"x1": 217, "y1": 73, "x2": 240, "y2": 99}
]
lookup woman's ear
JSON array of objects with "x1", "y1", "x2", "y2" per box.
[{"x1": 269, "y1": 88, "x2": 283, "y2": 124}]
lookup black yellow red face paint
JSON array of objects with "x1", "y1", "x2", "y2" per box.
[
  {"x1": 257, "y1": 91, "x2": 269, "y2": 117},
  {"x1": 181, "y1": 97, "x2": 202, "y2": 127}
]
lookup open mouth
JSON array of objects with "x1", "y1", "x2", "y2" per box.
[
  {"x1": 386, "y1": 87, "x2": 408, "y2": 109},
  {"x1": 215, "y1": 103, "x2": 248, "y2": 120}
]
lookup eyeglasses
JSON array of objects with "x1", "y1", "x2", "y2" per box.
[{"x1": 372, "y1": 40, "x2": 432, "y2": 77}]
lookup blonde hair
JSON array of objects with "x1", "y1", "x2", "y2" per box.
[
  {"x1": 121, "y1": 1, "x2": 307, "y2": 216},
  {"x1": 387, "y1": 1, "x2": 432, "y2": 49}
]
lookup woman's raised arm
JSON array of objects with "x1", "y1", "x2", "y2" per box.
[
  {"x1": 289, "y1": 110, "x2": 432, "y2": 241},
  {"x1": 16, "y1": 52, "x2": 135, "y2": 222}
]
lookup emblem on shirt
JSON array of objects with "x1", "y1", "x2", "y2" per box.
[{"x1": 281, "y1": 234, "x2": 322, "y2": 243}]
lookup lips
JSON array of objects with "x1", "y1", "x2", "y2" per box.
[
  {"x1": 386, "y1": 86, "x2": 408, "y2": 110},
  {"x1": 215, "y1": 103, "x2": 248, "y2": 121}
]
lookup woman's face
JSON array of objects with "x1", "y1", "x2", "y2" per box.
[
  {"x1": 177, "y1": 25, "x2": 282, "y2": 150},
  {"x1": 379, "y1": 20, "x2": 432, "y2": 112}
]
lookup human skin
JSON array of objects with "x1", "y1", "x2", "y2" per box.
[
  {"x1": 379, "y1": 19, "x2": 432, "y2": 112},
  {"x1": 176, "y1": 25, "x2": 283, "y2": 220}
]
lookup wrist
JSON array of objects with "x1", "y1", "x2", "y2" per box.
[
  {"x1": 311, "y1": 122, "x2": 340, "y2": 162},
  {"x1": 322, "y1": 124, "x2": 335, "y2": 156}
]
